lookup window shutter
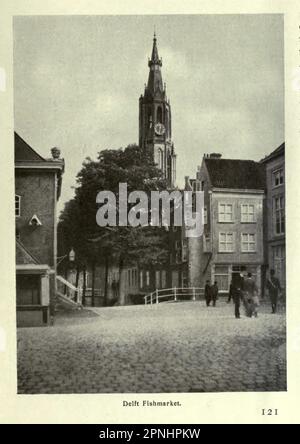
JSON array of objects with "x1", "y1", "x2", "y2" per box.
[
  {"x1": 240, "y1": 204, "x2": 244, "y2": 222},
  {"x1": 253, "y1": 204, "x2": 257, "y2": 223},
  {"x1": 232, "y1": 232, "x2": 236, "y2": 252},
  {"x1": 240, "y1": 232, "x2": 245, "y2": 252}
]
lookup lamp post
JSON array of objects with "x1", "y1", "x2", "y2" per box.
[
  {"x1": 57, "y1": 248, "x2": 76, "y2": 267},
  {"x1": 67, "y1": 248, "x2": 86, "y2": 305},
  {"x1": 69, "y1": 248, "x2": 75, "y2": 262}
]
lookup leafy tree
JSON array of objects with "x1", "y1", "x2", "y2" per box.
[{"x1": 58, "y1": 144, "x2": 172, "y2": 305}]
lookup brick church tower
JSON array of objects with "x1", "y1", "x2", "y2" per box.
[{"x1": 139, "y1": 33, "x2": 176, "y2": 187}]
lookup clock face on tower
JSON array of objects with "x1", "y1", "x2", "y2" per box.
[{"x1": 154, "y1": 123, "x2": 165, "y2": 136}]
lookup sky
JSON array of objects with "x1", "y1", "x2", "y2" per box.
[{"x1": 14, "y1": 14, "x2": 284, "y2": 213}]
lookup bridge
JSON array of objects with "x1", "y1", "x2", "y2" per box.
[
  {"x1": 56, "y1": 275, "x2": 83, "y2": 309},
  {"x1": 144, "y1": 287, "x2": 204, "y2": 305},
  {"x1": 56, "y1": 276, "x2": 205, "y2": 308}
]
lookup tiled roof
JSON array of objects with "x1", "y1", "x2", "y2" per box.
[
  {"x1": 204, "y1": 158, "x2": 265, "y2": 190},
  {"x1": 260, "y1": 142, "x2": 285, "y2": 164},
  {"x1": 15, "y1": 132, "x2": 45, "y2": 162}
]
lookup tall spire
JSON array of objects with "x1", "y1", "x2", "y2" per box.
[
  {"x1": 149, "y1": 31, "x2": 161, "y2": 66},
  {"x1": 139, "y1": 32, "x2": 176, "y2": 187},
  {"x1": 147, "y1": 33, "x2": 163, "y2": 95}
]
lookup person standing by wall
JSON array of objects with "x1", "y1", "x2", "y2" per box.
[
  {"x1": 211, "y1": 281, "x2": 219, "y2": 307},
  {"x1": 266, "y1": 269, "x2": 281, "y2": 313},
  {"x1": 204, "y1": 280, "x2": 211, "y2": 306}
]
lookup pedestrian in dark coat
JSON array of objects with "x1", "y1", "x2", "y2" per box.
[
  {"x1": 227, "y1": 281, "x2": 234, "y2": 303},
  {"x1": 231, "y1": 271, "x2": 245, "y2": 319},
  {"x1": 211, "y1": 281, "x2": 219, "y2": 307},
  {"x1": 204, "y1": 280, "x2": 211, "y2": 306},
  {"x1": 266, "y1": 269, "x2": 281, "y2": 313}
]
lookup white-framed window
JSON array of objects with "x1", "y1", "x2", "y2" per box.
[
  {"x1": 139, "y1": 270, "x2": 143, "y2": 288},
  {"x1": 131, "y1": 269, "x2": 136, "y2": 287},
  {"x1": 214, "y1": 265, "x2": 230, "y2": 292},
  {"x1": 161, "y1": 270, "x2": 167, "y2": 288},
  {"x1": 241, "y1": 233, "x2": 256, "y2": 252},
  {"x1": 218, "y1": 203, "x2": 233, "y2": 223},
  {"x1": 241, "y1": 204, "x2": 255, "y2": 223},
  {"x1": 273, "y1": 195, "x2": 285, "y2": 235},
  {"x1": 203, "y1": 206, "x2": 208, "y2": 225},
  {"x1": 219, "y1": 232, "x2": 235, "y2": 252},
  {"x1": 182, "y1": 270, "x2": 188, "y2": 288},
  {"x1": 128, "y1": 269, "x2": 131, "y2": 287},
  {"x1": 273, "y1": 168, "x2": 284, "y2": 188},
  {"x1": 146, "y1": 270, "x2": 150, "y2": 286},
  {"x1": 15, "y1": 195, "x2": 21, "y2": 217},
  {"x1": 155, "y1": 270, "x2": 160, "y2": 288},
  {"x1": 272, "y1": 245, "x2": 285, "y2": 288},
  {"x1": 172, "y1": 270, "x2": 179, "y2": 287}
]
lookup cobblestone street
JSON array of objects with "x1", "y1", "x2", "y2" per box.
[{"x1": 17, "y1": 301, "x2": 286, "y2": 394}]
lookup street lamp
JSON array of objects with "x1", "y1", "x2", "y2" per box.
[
  {"x1": 57, "y1": 248, "x2": 76, "y2": 266},
  {"x1": 69, "y1": 248, "x2": 75, "y2": 262}
]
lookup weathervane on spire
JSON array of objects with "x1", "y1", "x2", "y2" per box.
[{"x1": 149, "y1": 29, "x2": 161, "y2": 67}]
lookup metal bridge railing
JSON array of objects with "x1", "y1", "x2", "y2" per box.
[
  {"x1": 56, "y1": 275, "x2": 82, "y2": 305},
  {"x1": 144, "y1": 287, "x2": 204, "y2": 305}
]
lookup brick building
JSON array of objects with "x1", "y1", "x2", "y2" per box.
[
  {"x1": 261, "y1": 143, "x2": 285, "y2": 290},
  {"x1": 186, "y1": 154, "x2": 265, "y2": 295},
  {"x1": 15, "y1": 133, "x2": 64, "y2": 326}
]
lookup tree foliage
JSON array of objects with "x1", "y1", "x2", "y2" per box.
[{"x1": 58, "y1": 144, "x2": 171, "y2": 270}]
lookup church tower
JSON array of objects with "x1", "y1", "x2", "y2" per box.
[{"x1": 139, "y1": 33, "x2": 176, "y2": 187}]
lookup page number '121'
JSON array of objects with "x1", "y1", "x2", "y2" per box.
[{"x1": 262, "y1": 409, "x2": 278, "y2": 416}]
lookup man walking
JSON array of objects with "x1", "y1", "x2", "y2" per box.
[
  {"x1": 231, "y1": 272, "x2": 244, "y2": 319},
  {"x1": 211, "y1": 281, "x2": 219, "y2": 307},
  {"x1": 204, "y1": 280, "x2": 211, "y2": 306},
  {"x1": 266, "y1": 269, "x2": 281, "y2": 313}
]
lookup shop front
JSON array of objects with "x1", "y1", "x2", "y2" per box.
[{"x1": 16, "y1": 264, "x2": 51, "y2": 327}]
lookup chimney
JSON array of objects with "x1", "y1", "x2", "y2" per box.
[
  {"x1": 184, "y1": 176, "x2": 193, "y2": 191},
  {"x1": 51, "y1": 147, "x2": 61, "y2": 160}
]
